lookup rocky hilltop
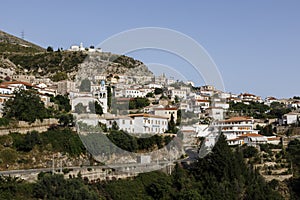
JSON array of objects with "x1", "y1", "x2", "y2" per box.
[
  {"x1": 0, "y1": 30, "x2": 153, "y2": 81},
  {"x1": 76, "y1": 52, "x2": 153, "y2": 80}
]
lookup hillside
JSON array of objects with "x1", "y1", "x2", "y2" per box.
[
  {"x1": 0, "y1": 30, "x2": 45, "y2": 53},
  {"x1": 0, "y1": 30, "x2": 153, "y2": 81}
]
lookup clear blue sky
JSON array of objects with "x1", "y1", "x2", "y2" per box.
[{"x1": 1, "y1": 0, "x2": 299, "y2": 98}]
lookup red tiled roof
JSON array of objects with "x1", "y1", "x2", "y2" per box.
[
  {"x1": 196, "y1": 99, "x2": 210, "y2": 102},
  {"x1": 2, "y1": 81, "x2": 33, "y2": 87},
  {"x1": 267, "y1": 137, "x2": 281, "y2": 141},
  {"x1": 128, "y1": 113, "x2": 169, "y2": 119},
  {"x1": 241, "y1": 93, "x2": 255, "y2": 97},
  {"x1": 221, "y1": 116, "x2": 252, "y2": 123},
  {"x1": 154, "y1": 107, "x2": 178, "y2": 111}
]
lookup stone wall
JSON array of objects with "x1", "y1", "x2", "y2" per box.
[{"x1": 0, "y1": 118, "x2": 58, "y2": 136}]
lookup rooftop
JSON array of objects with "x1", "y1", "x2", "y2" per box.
[
  {"x1": 128, "y1": 113, "x2": 169, "y2": 119},
  {"x1": 221, "y1": 116, "x2": 253, "y2": 123}
]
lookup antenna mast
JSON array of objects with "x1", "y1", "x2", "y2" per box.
[{"x1": 21, "y1": 30, "x2": 25, "y2": 39}]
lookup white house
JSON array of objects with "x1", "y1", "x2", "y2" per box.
[
  {"x1": 0, "y1": 85, "x2": 12, "y2": 95},
  {"x1": 281, "y1": 112, "x2": 300, "y2": 125},
  {"x1": 147, "y1": 83, "x2": 163, "y2": 89},
  {"x1": 213, "y1": 116, "x2": 258, "y2": 141},
  {"x1": 107, "y1": 113, "x2": 169, "y2": 134},
  {"x1": 288, "y1": 101, "x2": 300, "y2": 109},
  {"x1": 264, "y1": 97, "x2": 278, "y2": 106},
  {"x1": 168, "y1": 89, "x2": 187, "y2": 100},
  {"x1": 180, "y1": 86, "x2": 191, "y2": 94},
  {"x1": 199, "y1": 90, "x2": 214, "y2": 97},
  {"x1": 106, "y1": 116, "x2": 134, "y2": 133},
  {"x1": 194, "y1": 99, "x2": 210, "y2": 110},
  {"x1": 239, "y1": 93, "x2": 262, "y2": 103},
  {"x1": 153, "y1": 107, "x2": 178, "y2": 122},
  {"x1": 124, "y1": 89, "x2": 144, "y2": 98},
  {"x1": 206, "y1": 107, "x2": 224, "y2": 121},
  {"x1": 212, "y1": 101, "x2": 229, "y2": 110},
  {"x1": 200, "y1": 85, "x2": 215, "y2": 91},
  {"x1": 128, "y1": 113, "x2": 168, "y2": 134}
]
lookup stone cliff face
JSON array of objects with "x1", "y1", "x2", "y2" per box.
[{"x1": 75, "y1": 52, "x2": 153, "y2": 81}]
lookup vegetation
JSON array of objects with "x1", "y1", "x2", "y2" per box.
[
  {"x1": 2, "y1": 89, "x2": 50, "y2": 123},
  {"x1": 229, "y1": 101, "x2": 291, "y2": 119},
  {"x1": 4, "y1": 51, "x2": 86, "y2": 77},
  {"x1": 110, "y1": 55, "x2": 140, "y2": 68},
  {"x1": 0, "y1": 118, "x2": 10, "y2": 127},
  {"x1": 58, "y1": 113, "x2": 73, "y2": 127},
  {"x1": 256, "y1": 124, "x2": 275, "y2": 136},
  {"x1": 146, "y1": 92, "x2": 154, "y2": 98},
  {"x1": 50, "y1": 94, "x2": 71, "y2": 112},
  {"x1": 0, "y1": 134, "x2": 285, "y2": 199},
  {"x1": 51, "y1": 71, "x2": 68, "y2": 82},
  {"x1": 75, "y1": 103, "x2": 87, "y2": 114},
  {"x1": 242, "y1": 145, "x2": 258, "y2": 158},
  {"x1": 107, "y1": 86, "x2": 112, "y2": 110},
  {"x1": 167, "y1": 114, "x2": 178, "y2": 133},
  {"x1": 46, "y1": 46, "x2": 53, "y2": 52},
  {"x1": 0, "y1": 42, "x2": 41, "y2": 54},
  {"x1": 286, "y1": 139, "x2": 300, "y2": 199},
  {"x1": 129, "y1": 97, "x2": 150, "y2": 109},
  {"x1": 0, "y1": 128, "x2": 85, "y2": 157},
  {"x1": 107, "y1": 129, "x2": 173, "y2": 152},
  {"x1": 88, "y1": 101, "x2": 103, "y2": 115},
  {"x1": 154, "y1": 88, "x2": 163, "y2": 95},
  {"x1": 0, "y1": 174, "x2": 100, "y2": 200}
]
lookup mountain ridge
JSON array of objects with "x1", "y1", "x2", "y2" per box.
[{"x1": 0, "y1": 30, "x2": 45, "y2": 52}]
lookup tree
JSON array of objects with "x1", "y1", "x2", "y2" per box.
[
  {"x1": 167, "y1": 113, "x2": 177, "y2": 133},
  {"x1": 111, "y1": 121, "x2": 119, "y2": 131},
  {"x1": 129, "y1": 97, "x2": 150, "y2": 109},
  {"x1": 51, "y1": 72, "x2": 68, "y2": 82},
  {"x1": 174, "y1": 95, "x2": 179, "y2": 103},
  {"x1": 88, "y1": 101, "x2": 103, "y2": 115},
  {"x1": 95, "y1": 101, "x2": 103, "y2": 115},
  {"x1": 46, "y1": 46, "x2": 53, "y2": 52},
  {"x1": 146, "y1": 92, "x2": 154, "y2": 98},
  {"x1": 2, "y1": 89, "x2": 48, "y2": 123},
  {"x1": 51, "y1": 95, "x2": 71, "y2": 112},
  {"x1": 58, "y1": 113, "x2": 73, "y2": 126},
  {"x1": 154, "y1": 88, "x2": 163, "y2": 95},
  {"x1": 242, "y1": 146, "x2": 258, "y2": 158},
  {"x1": 74, "y1": 103, "x2": 86, "y2": 114},
  {"x1": 107, "y1": 86, "x2": 112, "y2": 110},
  {"x1": 79, "y1": 79, "x2": 91, "y2": 92}
]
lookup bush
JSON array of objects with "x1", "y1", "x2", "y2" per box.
[
  {"x1": 0, "y1": 118, "x2": 10, "y2": 126},
  {"x1": 0, "y1": 148, "x2": 18, "y2": 164},
  {"x1": 243, "y1": 146, "x2": 258, "y2": 158}
]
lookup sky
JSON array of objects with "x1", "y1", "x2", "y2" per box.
[{"x1": 1, "y1": 0, "x2": 299, "y2": 98}]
